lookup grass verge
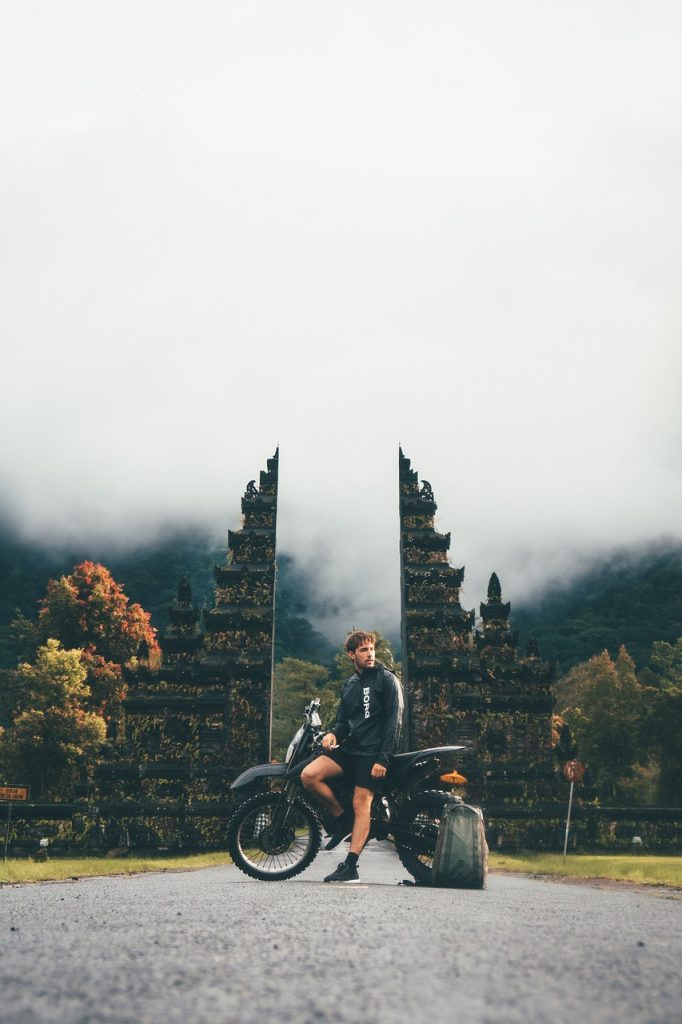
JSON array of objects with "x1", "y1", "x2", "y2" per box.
[
  {"x1": 0, "y1": 852, "x2": 231, "y2": 886},
  {"x1": 489, "y1": 852, "x2": 682, "y2": 887}
]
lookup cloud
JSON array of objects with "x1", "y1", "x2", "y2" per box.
[{"x1": 1, "y1": 2, "x2": 681, "y2": 633}]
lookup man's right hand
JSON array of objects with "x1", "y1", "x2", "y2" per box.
[{"x1": 321, "y1": 733, "x2": 338, "y2": 752}]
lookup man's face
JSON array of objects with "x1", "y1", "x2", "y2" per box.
[{"x1": 348, "y1": 641, "x2": 376, "y2": 672}]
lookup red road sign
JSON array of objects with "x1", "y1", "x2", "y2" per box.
[
  {"x1": 0, "y1": 785, "x2": 30, "y2": 801},
  {"x1": 562, "y1": 760, "x2": 585, "y2": 783}
]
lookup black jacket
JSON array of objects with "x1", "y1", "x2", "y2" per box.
[{"x1": 330, "y1": 663, "x2": 404, "y2": 766}]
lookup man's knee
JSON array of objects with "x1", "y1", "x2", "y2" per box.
[
  {"x1": 352, "y1": 788, "x2": 373, "y2": 814},
  {"x1": 301, "y1": 758, "x2": 329, "y2": 788}
]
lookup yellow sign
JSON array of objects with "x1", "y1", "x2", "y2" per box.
[{"x1": 0, "y1": 786, "x2": 30, "y2": 802}]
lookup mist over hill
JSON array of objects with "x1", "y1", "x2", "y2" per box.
[
  {"x1": 0, "y1": 528, "x2": 343, "y2": 669},
  {"x1": 1, "y1": 524, "x2": 680, "y2": 673},
  {"x1": 513, "y1": 542, "x2": 682, "y2": 672}
]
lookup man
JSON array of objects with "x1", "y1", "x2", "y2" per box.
[{"x1": 301, "y1": 630, "x2": 403, "y2": 883}]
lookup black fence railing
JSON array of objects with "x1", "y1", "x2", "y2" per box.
[{"x1": 3, "y1": 800, "x2": 682, "y2": 855}]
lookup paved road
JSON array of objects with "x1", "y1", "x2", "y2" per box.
[{"x1": 2, "y1": 843, "x2": 680, "y2": 1024}]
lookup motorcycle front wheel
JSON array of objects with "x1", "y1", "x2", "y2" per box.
[
  {"x1": 394, "y1": 789, "x2": 451, "y2": 883},
  {"x1": 227, "y1": 792, "x2": 322, "y2": 881}
]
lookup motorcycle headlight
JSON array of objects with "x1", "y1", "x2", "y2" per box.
[{"x1": 285, "y1": 726, "x2": 304, "y2": 764}]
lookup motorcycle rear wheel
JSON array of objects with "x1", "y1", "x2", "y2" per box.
[
  {"x1": 227, "y1": 792, "x2": 322, "y2": 881},
  {"x1": 394, "y1": 789, "x2": 451, "y2": 883}
]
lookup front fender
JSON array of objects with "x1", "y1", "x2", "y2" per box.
[{"x1": 231, "y1": 762, "x2": 286, "y2": 790}]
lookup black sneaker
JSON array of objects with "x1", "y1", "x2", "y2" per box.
[
  {"x1": 324, "y1": 860, "x2": 360, "y2": 883},
  {"x1": 324, "y1": 811, "x2": 353, "y2": 851}
]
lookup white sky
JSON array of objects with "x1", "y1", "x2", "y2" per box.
[{"x1": 1, "y1": 2, "x2": 681, "y2": 636}]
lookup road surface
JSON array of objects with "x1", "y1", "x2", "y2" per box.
[{"x1": 2, "y1": 843, "x2": 680, "y2": 1023}]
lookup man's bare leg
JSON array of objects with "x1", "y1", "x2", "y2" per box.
[
  {"x1": 349, "y1": 786, "x2": 373, "y2": 855},
  {"x1": 301, "y1": 756, "x2": 345, "y2": 818}
]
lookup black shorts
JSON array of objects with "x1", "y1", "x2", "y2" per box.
[{"x1": 325, "y1": 749, "x2": 382, "y2": 791}]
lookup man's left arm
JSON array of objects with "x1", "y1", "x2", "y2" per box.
[{"x1": 371, "y1": 671, "x2": 404, "y2": 777}]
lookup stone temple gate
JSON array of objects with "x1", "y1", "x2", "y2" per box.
[
  {"x1": 398, "y1": 448, "x2": 556, "y2": 807},
  {"x1": 97, "y1": 447, "x2": 556, "y2": 844},
  {"x1": 97, "y1": 450, "x2": 280, "y2": 844}
]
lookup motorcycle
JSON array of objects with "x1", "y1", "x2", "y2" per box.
[{"x1": 226, "y1": 698, "x2": 468, "y2": 882}]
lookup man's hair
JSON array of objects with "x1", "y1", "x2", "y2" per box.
[{"x1": 344, "y1": 630, "x2": 376, "y2": 654}]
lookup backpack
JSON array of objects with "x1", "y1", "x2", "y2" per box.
[{"x1": 431, "y1": 797, "x2": 489, "y2": 889}]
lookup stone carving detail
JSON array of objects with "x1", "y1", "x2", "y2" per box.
[
  {"x1": 487, "y1": 572, "x2": 502, "y2": 603},
  {"x1": 177, "y1": 574, "x2": 192, "y2": 607}
]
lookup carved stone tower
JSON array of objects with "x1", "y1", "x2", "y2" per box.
[
  {"x1": 201, "y1": 448, "x2": 279, "y2": 767},
  {"x1": 398, "y1": 448, "x2": 555, "y2": 809},
  {"x1": 469, "y1": 571, "x2": 556, "y2": 804},
  {"x1": 96, "y1": 450, "x2": 279, "y2": 847},
  {"x1": 398, "y1": 447, "x2": 475, "y2": 749}
]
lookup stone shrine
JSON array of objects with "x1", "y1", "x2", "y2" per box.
[
  {"x1": 398, "y1": 448, "x2": 556, "y2": 808},
  {"x1": 96, "y1": 450, "x2": 278, "y2": 844}
]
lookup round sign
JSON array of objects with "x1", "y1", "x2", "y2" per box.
[{"x1": 563, "y1": 759, "x2": 585, "y2": 783}]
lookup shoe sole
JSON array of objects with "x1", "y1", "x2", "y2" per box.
[{"x1": 323, "y1": 832, "x2": 352, "y2": 851}]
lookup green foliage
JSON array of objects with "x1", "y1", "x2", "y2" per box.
[
  {"x1": 0, "y1": 528, "x2": 219, "y2": 669},
  {"x1": 514, "y1": 544, "x2": 682, "y2": 672},
  {"x1": 490, "y1": 853, "x2": 682, "y2": 886},
  {"x1": 0, "y1": 640, "x2": 106, "y2": 799},
  {"x1": 274, "y1": 555, "x2": 337, "y2": 665},
  {"x1": 7, "y1": 561, "x2": 160, "y2": 721},
  {"x1": 0, "y1": 852, "x2": 232, "y2": 885},
  {"x1": 554, "y1": 634, "x2": 682, "y2": 805},
  {"x1": 0, "y1": 559, "x2": 160, "y2": 801},
  {"x1": 16, "y1": 638, "x2": 90, "y2": 708},
  {"x1": 271, "y1": 657, "x2": 331, "y2": 760},
  {"x1": 36, "y1": 561, "x2": 159, "y2": 667},
  {"x1": 640, "y1": 638, "x2": 682, "y2": 804},
  {"x1": 554, "y1": 647, "x2": 651, "y2": 803}
]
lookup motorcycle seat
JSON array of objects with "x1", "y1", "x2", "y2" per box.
[
  {"x1": 388, "y1": 745, "x2": 466, "y2": 766},
  {"x1": 386, "y1": 746, "x2": 466, "y2": 788}
]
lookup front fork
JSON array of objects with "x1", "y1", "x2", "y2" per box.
[{"x1": 271, "y1": 781, "x2": 302, "y2": 830}]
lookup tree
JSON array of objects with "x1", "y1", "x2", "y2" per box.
[
  {"x1": 551, "y1": 715, "x2": 577, "y2": 764},
  {"x1": 13, "y1": 561, "x2": 159, "y2": 717},
  {"x1": 0, "y1": 640, "x2": 106, "y2": 799},
  {"x1": 37, "y1": 561, "x2": 158, "y2": 665},
  {"x1": 554, "y1": 646, "x2": 646, "y2": 802},
  {"x1": 641, "y1": 638, "x2": 682, "y2": 804},
  {"x1": 271, "y1": 658, "x2": 331, "y2": 760}
]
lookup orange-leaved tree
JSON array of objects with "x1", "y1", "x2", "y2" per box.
[{"x1": 36, "y1": 561, "x2": 159, "y2": 715}]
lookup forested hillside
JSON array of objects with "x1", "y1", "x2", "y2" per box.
[
  {"x1": 513, "y1": 543, "x2": 682, "y2": 672},
  {"x1": 2, "y1": 527, "x2": 681, "y2": 674},
  {"x1": 2, "y1": 529, "x2": 681, "y2": 805},
  {"x1": 0, "y1": 527, "x2": 219, "y2": 668},
  {"x1": 0, "y1": 529, "x2": 337, "y2": 668}
]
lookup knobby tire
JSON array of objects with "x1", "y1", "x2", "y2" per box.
[
  {"x1": 227, "y1": 791, "x2": 322, "y2": 881},
  {"x1": 394, "y1": 789, "x2": 452, "y2": 883}
]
